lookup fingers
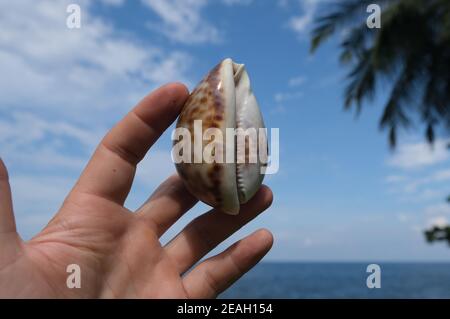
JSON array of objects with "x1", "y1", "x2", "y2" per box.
[
  {"x1": 135, "y1": 174, "x2": 198, "y2": 237},
  {"x1": 183, "y1": 229, "x2": 273, "y2": 298},
  {"x1": 71, "y1": 83, "x2": 189, "y2": 205},
  {"x1": 0, "y1": 159, "x2": 16, "y2": 234},
  {"x1": 165, "y1": 186, "x2": 273, "y2": 274}
]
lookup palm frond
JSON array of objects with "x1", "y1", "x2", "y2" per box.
[
  {"x1": 311, "y1": 0, "x2": 395, "y2": 52},
  {"x1": 311, "y1": 0, "x2": 450, "y2": 147}
]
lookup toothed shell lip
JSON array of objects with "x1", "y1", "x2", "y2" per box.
[{"x1": 173, "y1": 58, "x2": 266, "y2": 215}]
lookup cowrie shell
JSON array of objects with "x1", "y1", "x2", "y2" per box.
[{"x1": 174, "y1": 58, "x2": 267, "y2": 215}]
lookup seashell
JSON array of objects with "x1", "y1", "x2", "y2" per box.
[{"x1": 173, "y1": 58, "x2": 267, "y2": 215}]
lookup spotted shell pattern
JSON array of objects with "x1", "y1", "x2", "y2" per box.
[{"x1": 174, "y1": 58, "x2": 267, "y2": 215}]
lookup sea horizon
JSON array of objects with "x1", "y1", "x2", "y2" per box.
[
  {"x1": 221, "y1": 261, "x2": 450, "y2": 299},
  {"x1": 260, "y1": 260, "x2": 450, "y2": 264}
]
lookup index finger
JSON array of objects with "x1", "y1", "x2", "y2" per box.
[{"x1": 71, "y1": 83, "x2": 189, "y2": 205}]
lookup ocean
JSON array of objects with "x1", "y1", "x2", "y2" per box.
[{"x1": 219, "y1": 262, "x2": 450, "y2": 299}]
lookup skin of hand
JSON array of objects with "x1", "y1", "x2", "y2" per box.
[{"x1": 0, "y1": 83, "x2": 273, "y2": 298}]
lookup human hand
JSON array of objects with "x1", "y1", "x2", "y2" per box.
[{"x1": 0, "y1": 83, "x2": 273, "y2": 298}]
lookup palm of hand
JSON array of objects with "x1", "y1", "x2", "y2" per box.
[{"x1": 0, "y1": 83, "x2": 273, "y2": 298}]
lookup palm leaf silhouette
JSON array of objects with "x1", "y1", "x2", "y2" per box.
[{"x1": 311, "y1": 0, "x2": 450, "y2": 148}]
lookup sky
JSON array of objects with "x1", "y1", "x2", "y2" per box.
[{"x1": 1, "y1": 0, "x2": 450, "y2": 262}]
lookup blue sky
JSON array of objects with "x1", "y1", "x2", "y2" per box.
[{"x1": 2, "y1": 0, "x2": 450, "y2": 261}]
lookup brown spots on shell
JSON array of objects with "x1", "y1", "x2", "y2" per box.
[
  {"x1": 207, "y1": 164, "x2": 223, "y2": 204},
  {"x1": 179, "y1": 98, "x2": 211, "y2": 127},
  {"x1": 177, "y1": 60, "x2": 226, "y2": 139},
  {"x1": 176, "y1": 163, "x2": 219, "y2": 207},
  {"x1": 205, "y1": 61, "x2": 222, "y2": 86},
  {"x1": 213, "y1": 95, "x2": 224, "y2": 112},
  {"x1": 204, "y1": 61, "x2": 225, "y2": 113},
  {"x1": 173, "y1": 60, "x2": 230, "y2": 208},
  {"x1": 187, "y1": 106, "x2": 207, "y2": 120}
]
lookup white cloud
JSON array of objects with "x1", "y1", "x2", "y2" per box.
[
  {"x1": 397, "y1": 213, "x2": 410, "y2": 222},
  {"x1": 0, "y1": 112, "x2": 102, "y2": 174},
  {"x1": 427, "y1": 216, "x2": 449, "y2": 228},
  {"x1": 0, "y1": 112, "x2": 100, "y2": 147},
  {"x1": 288, "y1": 75, "x2": 306, "y2": 87},
  {"x1": 270, "y1": 105, "x2": 287, "y2": 115},
  {"x1": 424, "y1": 203, "x2": 450, "y2": 216},
  {"x1": 385, "y1": 175, "x2": 407, "y2": 183},
  {"x1": 285, "y1": 0, "x2": 339, "y2": 37},
  {"x1": 385, "y1": 166, "x2": 450, "y2": 204},
  {"x1": 11, "y1": 175, "x2": 75, "y2": 210},
  {"x1": 384, "y1": 139, "x2": 450, "y2": 203},
  {"x1": 287, "y1": 0, "x2": 321, "y2": 34},
  {"x1": 417, "y1": 189, "x2": 446, "y2": 201},
  {"x1": 0, "y1": 0, "x2": 192, "y2": 156},
  {"x1": 431, "y1": 169, "x2": 450, "y2": 182},
  {"x1": 272, "y1": 75, "x2": 306, "y2": 112},
  {"x1": 8, "y1": 147, "x2": 87, "y2": 172},
  {"x1": 395, "y1": 188, "x2": 446, "y2": 203},
  {"x1": 387, "y1": 139, "x2": 450, "y2": 170},
  {"x1": 0, "y1": 0, "x2": 192, "y2": 121},
  {"x1": 0, "y1": 0, "x2": 194, "y2": 239},
  {"x1": 412, "y1": 169, "x2": 450, "y2": 191},
  {"x1": 141, "y1": 0, "x2": 256, "y2": 44},
  {"x1": 221, "y1": 0, "x2": 253, "y2": 5},
  {"x1": 142, "y1": 0, "x2": 220, "y2": 44},
  {"x1": 274, "y1": 91, "x2": 303, "y2": 103},
  {"x1": 99, "y1": 0, "x2": 125, "y2": 6},
  {"x1": 386, "y1": 169, "x2": 450, "y2": 192}
]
